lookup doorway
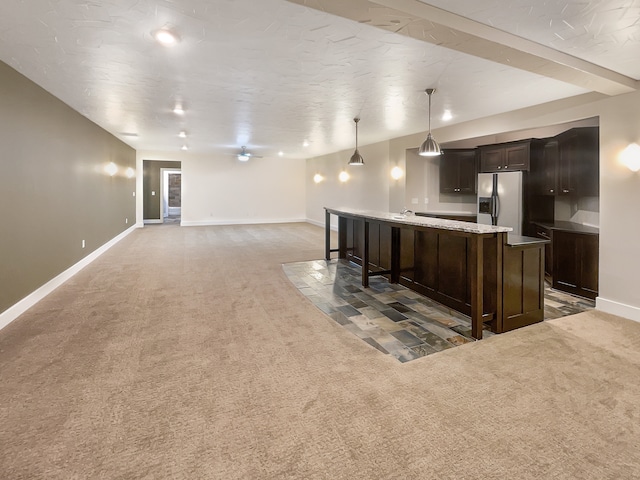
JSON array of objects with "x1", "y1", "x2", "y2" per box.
[{"x1": 161, "y1": 168, "x2": 182, "y2": 224}]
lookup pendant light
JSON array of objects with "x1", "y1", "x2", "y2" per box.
[
  {"x1": 348, "y1": 117, "x2": 364, "y2": 165},
  {"x1": 418, "y1": 88, "x2": 441, "y2": 156}
]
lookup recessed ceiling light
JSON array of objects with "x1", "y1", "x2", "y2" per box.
[
  {"x1": 442, "y1": 110, "x2": 453, "y2": 121},
  {"x1": 154, "y1": 27, "x2": 180, "y2": 46},
  {"x1": 173, "y1": 104, "x2": 185, "y2": 115},
  {"x1": 278, "y1": 151, "x2": 284, "y2": 157},
  {"x1": 179, "y1": 131, "x2": 187, "y2": 138},
  {"x1": 181, "y1": 145, "x2": 188, "y2": 151},
  {"x1": 303, "y1": 140, "x2": 309, "y2": 147}
]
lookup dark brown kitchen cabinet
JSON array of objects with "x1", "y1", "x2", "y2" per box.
[
  {"x1": 552, "y1": 231, "x2": 599, "y2": 300},
  {"x1": 556, "y1": 127, "x2": 599, "y2": 197},
  {"x1": 479, "y1": 140, "x2": 532, "y2": 173},
  {"x1": 532, "y1": 224, "x2": 553, "y2": 277},
  {"x1": 537, "y1": 139, "x2": 559, "y2": 195},
  {"x1": 439, "y1": 149, "x2": 477, "y2": 194}
]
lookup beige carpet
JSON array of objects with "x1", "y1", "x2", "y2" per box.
[{"x1": 1, "y1": 223, "x2": 639, "y2": 479}]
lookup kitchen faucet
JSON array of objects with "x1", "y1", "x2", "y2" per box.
[{"x1": 400, "y1": 208, "x2": 413, "y2": 215}]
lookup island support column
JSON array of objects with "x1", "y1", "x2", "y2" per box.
[
  {"x1": 470, "y1": 235, "x2": 484, "y2": 340},
  {"x1": 324, "y1": 209, "x2": 347, "y2": 260}
]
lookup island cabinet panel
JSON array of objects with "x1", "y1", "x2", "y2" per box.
[
  {"x1": 502, "y1": 246, "x2": 545, "y2": 332},
  {"x1": 398, "y1": 229, "x2": 499, "y2": 321},
  {"x1": 345, "y1": 218, "x2": 360, "y2": 263},
  {"x1": 413, "y1": 230, "x2": 438, "y2": 290},
  {"x1": 345, "y1": 219, "x2": 392, "y2": 274},
  {"x1": 399, "y1": 228, "x2": 415, "y2": 283},
  {"x1": 436, "y1": 234, "x2": 468, "y2": 302}
]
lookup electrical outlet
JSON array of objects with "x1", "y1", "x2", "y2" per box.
[
  {"x1": 125, "y1": 218, "x2": 128, "y2": 224},
  {"x1": 132, "y1": 191, "x2": 136, "y2": 197},
  {"x1": 82, "y1": 240, "x2": 85, "y2": 249},
  {"x1": 151, "y1": 191, "x2": 155, "y2": 196},
  {"x1": 424, "y1": 198, "x2": 429, "y2": 204},
  {"x1": 411, "y1": 198, "x2": 419, "y2": 205}
]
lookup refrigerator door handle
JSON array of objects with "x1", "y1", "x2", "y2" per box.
[{"x1": 493, "y1": 195, "x2": 500, "y2": 225}]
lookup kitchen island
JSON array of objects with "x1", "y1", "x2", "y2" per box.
[{"x1": 325, "y1": 207, "x2": 548, "y2": 339}]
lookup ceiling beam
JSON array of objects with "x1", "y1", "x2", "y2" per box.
[{"x1": 287, "y1": 0, "x2": 638, "y2": 96}]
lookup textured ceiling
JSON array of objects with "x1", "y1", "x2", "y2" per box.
[{"x1": 0, "y1": 0, "x2": 637, "y2": 159}]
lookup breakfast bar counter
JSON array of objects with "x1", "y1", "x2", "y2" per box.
[{"x1": 325, "y1": 207, "x2": 548, "y2": 339}]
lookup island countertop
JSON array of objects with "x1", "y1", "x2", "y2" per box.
[{"x1": 325, "y1": 207, "x2": 512, "y2": 234}]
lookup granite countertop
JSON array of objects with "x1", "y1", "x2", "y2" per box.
[
  {"x1": 506, "y1": 234, "x2": 550, "y2": 247},
  {"x1": 325, "y1": 207, "x2": 512, "y2": 234},
  {"x1": 532, "y1": 220, "x2": 599, "y2": 235},
  {"x1": 415, "y1": 211, "x2": 477, "y2": 217}
]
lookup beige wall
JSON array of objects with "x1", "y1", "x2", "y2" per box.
[
  {"x1": 0, "y1": 61, "x2": 136, "y2": 315},
  {"x1": 307, "y1": 90, "x2": 640, "y2": 320},
  {"x1": 137, "y1": 151, "x2": 306, "y2": 226},
  {"x1": 306, "y1": 140, "x2": 392, "y2": 228}
]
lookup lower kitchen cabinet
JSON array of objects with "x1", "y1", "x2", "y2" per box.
[
  {"x1": 552, "y1": 230, "x2": 599, "y2": 300},
  {"x1": 532, "y1": 224, "x2": 553, "y2": 277}
]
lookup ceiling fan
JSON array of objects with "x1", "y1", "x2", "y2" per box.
[{"x1": 236, "y1": 146, "x2": 262, "y2": 161}]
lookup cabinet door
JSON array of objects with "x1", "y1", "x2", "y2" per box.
[
  {"x1": 581, "y1": 234, "x2": 599, "y2": 298},
  {"x1": 440, "y1": 149, "x2": 477, "y2": 193},
  {"x1": 558, "y1": 132, "x2": 578, "y2": 195},
  {"x1": 574, "y1": 127, "x2": 599, "y2": 197},
  {"x1": 533, "y1": 225, "x2": 553, "y2": 277},
  {"x1": 540, "y1": 140, "x2": 558, "y2": 195},
  {"x1": 553, "y1": 231, "x2": 579, "y2": 289},
  {"x1": 457, "y1": 151, "x2": 477, "y2": 193},
  {"x1": 504, "y1": 143, "x2": 530, "y2": 170},
  {"x1": 439, "y1": 154, "x2": 459, "y2": 194},
  {"x1": 552, "y1": 230, "x2": 599, "y2": 299},
  {"x1": 479, "y1": 148, "x2": 504, "y2": 173}
]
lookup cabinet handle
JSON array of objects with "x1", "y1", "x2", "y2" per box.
[
  {"x1": 497, "y1": 166, "x2": 502, "y2": 169},
  {"x1": 504, "y1": 165, "x2": 508, "y2": 168},
  {"x1": 563, "y1": 189, "x2": 569, "y2": 193},
  {"x1": 537, "y1": 231, "x2": 550, "y2": 239},
  {"x1": 549, "y1": 189, "x2": 554, "y2": 193}
]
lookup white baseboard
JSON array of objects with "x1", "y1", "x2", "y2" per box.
[
  {"x1": 0, "y1": 225, "x2": 140, "y2": 332},
  {"x1": 307, "y1": 218, "x2": 337, "y2": 231},
  {"x1": 596, "y1": 297, "x2": 640, "y2": 323},
  {"x1": 180, "y1": 218, "x2": 306, "y2": 227},
  {"x1": 144, "y1": 219, "x2": 163, "y2": 224}
]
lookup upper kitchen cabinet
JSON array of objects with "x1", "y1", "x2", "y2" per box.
[
  {"x1": 439, "y1": 149, "x2": 477, "y2": 194},
  {"x1": 539, "y1": 139, "x2": 559, "y2": 195},
  {"x1": 556, "y1": 126, "x2": 599, "y2": 197},
  {"x1": 478, "y1": 140, "x2": 533, "y2": 173}
]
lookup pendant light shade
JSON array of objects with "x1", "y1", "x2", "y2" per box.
[
  {"x1": 348, "y1": 117, "x2": 364, "y2": 165},
  {"x1": 418, "y1": 88, "x2": 441, "y2": 157}
]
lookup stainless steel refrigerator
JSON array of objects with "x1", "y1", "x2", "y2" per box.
[{"x1": 477, "y1": 171, "x2": 523, "y2": 236}]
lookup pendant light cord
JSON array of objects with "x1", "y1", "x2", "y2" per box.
[{"x1": 428, "y1": 92, "x2": 432, "y2": 134}]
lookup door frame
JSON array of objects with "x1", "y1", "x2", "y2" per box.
[{"x1": 160, "y1": 168, "x2": 182, "y2": 223}]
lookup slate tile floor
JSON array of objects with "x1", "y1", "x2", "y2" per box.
[{"x1": 283, "y1": 259, "x2": 594, "y2": 363}]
